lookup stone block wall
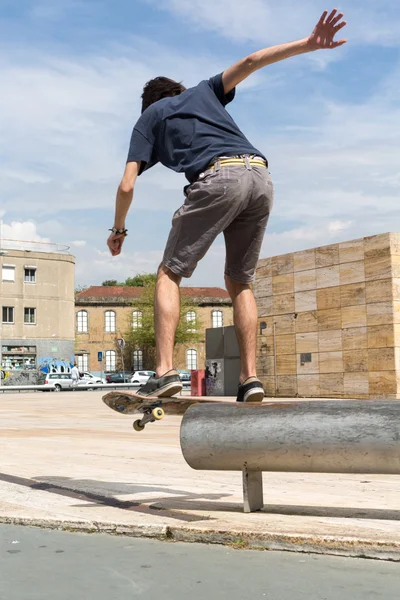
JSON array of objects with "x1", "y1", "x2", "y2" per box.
[{"x1": 255, "y1": 232, "x2": 400, "y2": 399}]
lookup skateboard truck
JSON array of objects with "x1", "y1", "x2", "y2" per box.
[{"x1": 133, "y1": 406, "x2": 165, "y2": 431}]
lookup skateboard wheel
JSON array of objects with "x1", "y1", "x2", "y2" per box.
[
  {"x1": 133, "y1": 420, "x2": 145, "y2": 432},
  {"x1": 152, "y1": 408, "x2": 165, "y2": 420}
]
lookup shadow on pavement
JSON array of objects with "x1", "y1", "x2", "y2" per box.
[{"x1": 2, "y1": 472, "x2": 400, "y2": 521}]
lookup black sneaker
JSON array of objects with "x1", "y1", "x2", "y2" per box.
[
  {"x1": 137, "y1": 369, "x2": 182, "y2": 398},
  {"x1": 236, "y1": 377, "x2": 265, "y2": 403}
]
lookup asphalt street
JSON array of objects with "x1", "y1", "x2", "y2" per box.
[{"x1": 1, "y1": 525, "x2": 399, "y2": 599}]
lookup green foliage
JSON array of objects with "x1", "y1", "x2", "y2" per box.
[
  {"x1": 124, "y1": 273, "x2": 157, "y2": 287},
  {"x1": 124, "y1": 281, "x2": 202, "y2": 369},
  {"x1": 101, "y1": 273, "x2": 158, "y2": 288},
  {"x1": 102, "y1": 279, "x2": 119, "y2": 286}
]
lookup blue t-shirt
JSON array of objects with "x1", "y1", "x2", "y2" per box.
[{"x1": 127, "y1": 73, "x2": 266, "y2": 182}]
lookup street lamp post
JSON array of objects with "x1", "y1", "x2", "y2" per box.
[{"x1": 0, "y1": 219, "x2": 9, "y2": 382}]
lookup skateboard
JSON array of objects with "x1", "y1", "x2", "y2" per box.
[{"x1": 102, "y1": 390, "x2": 228, "y2": 431}]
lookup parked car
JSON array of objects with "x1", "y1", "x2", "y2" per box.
[
  {"x1": 38, "y1": 372, "x2": 73, "y2": 391},
  {"x1": 78, "y1": 372, "x2": 105, "y2": 386},
  {"x1": 130, "y1": 371, "x2": 156, "y2": 385},
  {"x1": 178, "y1": 370, "x2": 191, "y2": 384},
  {"x1": 105, "y1": 372, "x2": 133, "y2": 384},
  {"x1": 38, "y1": 371, "x2": 105, "y2": 391}
]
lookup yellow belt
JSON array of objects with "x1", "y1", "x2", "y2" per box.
[{"x1": 208, "y1": 157, "x2": 267, "y2": 169}]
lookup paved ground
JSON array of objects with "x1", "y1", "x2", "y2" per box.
[
  {"x1": 2, "y1": 524, "x2": 399, "y2": 600},
  {"x1": 0, "y1": 392, "x2": 400, "y2": 560}
]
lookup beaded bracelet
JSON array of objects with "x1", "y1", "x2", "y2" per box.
[{"x1": 109, "y1": 227, "x2": 128, "y2": 236}]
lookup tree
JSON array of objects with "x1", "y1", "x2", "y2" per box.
[
  {"x1": 124, "y1": 273, "x2": 157, "y2": 287},
  {"x1": 102, "y1": 279, "x2": 119, "y2": 286},
  {"x1": 124, "y1": 281, "x2": 202, "y2": 370}
]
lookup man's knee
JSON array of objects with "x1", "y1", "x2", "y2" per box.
[
  {"x1": 224, "y1": 274, "x2": 251, "y2": 296},
  {"x1": 158, "y1": 263, "x2": 182, "y2": 285}
]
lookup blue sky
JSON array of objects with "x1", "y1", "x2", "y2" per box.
[{"x1": 1, "y1": 0, "x2": 399, "y2": 286}]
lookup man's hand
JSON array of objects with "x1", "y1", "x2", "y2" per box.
[
  {"x1": 308, "y1": 9, "x2": 347, "y2": 51},
  {"x1": 107, "y1": 231, "x2": 126, "y2": 256}
]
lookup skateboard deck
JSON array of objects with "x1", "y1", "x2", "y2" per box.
[{"x1": 102, "y1": 390, "x2": 227, "y2": 431}]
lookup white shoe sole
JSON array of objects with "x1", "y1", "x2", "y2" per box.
[{"x1": 243, "y1": 388, "x2": 265, "y2": 403}]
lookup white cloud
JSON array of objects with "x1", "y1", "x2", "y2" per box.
[
  {"x1": 71, "y1": 240, "x2": 87, "y2": 247},
  {"x1": 328, "y1": 220, "x2": 352, "y2": 234},
  {"x1": 149, "y1": 0, "x2": 400, "y2": 48},
  {"x1": 85, "y1": 243, "x2": 228, "y2": 287},
  {"x1": 0, "y1": 220, "x2": 51, "y2": 251},
  {"x1": 77, "y1": 248, "x2": 164, "y2": 285},
  {"x1": 262, "y1": 221, "x2": 376, "y2": 258}
]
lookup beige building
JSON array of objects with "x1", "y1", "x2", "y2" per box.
[
  {"x1": 255, "y1": 232, "x2": 400, "y2": 399},
  {"x1": 1, "y1": 248, "x2": 75, "y2": 371},
  {"x1": 75, "y1": 286, "x2": 233, "y2": 374}
]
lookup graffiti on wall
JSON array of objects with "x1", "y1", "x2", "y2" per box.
[
  {"x1": 205, "y1": 360, "x2": 224, "y2": 395},
  {"x1": 38, "y1": 356, "x2": 74, "y2": 374},
  {"x1": 0, "y1": 369, "x2": 11, "y2": 382}
]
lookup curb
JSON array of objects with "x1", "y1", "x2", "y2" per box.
[{"x1": 1, "y1": 516, "x2": 399, "y2": 562}]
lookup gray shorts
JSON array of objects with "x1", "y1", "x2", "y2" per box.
[{"x1": 163, "y1": 161, "x2": 274, "y2": 284}]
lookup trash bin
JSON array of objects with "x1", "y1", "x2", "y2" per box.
[{"x1": 190, "y1": 370, "x2": 206, "y2": 396}]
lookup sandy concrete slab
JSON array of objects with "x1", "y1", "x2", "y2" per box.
[{"x1": 0, "y1": 391, "x2": 400, "y2": 560}]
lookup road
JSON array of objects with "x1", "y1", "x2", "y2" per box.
[{"x1": 1, "y1": 525, "x2": 399, "y2": 599}]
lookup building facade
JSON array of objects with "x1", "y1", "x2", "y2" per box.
[
  {"x1": 1, "y1": 248, "x2": 75, "y2": 372},
  {"x1": 75, "y1": 286, "x2": 233, "y2": 374},
  {"x1": 255, "y1": 232, "x2": 400, "y2": 399}
]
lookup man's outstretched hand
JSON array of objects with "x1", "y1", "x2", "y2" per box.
[{"x1": 308, "y1": 8, "x2": 347, "y2": 51}]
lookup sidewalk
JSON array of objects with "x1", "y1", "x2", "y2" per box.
[{"x1": 0, "y1": 392, "x2": 399, "y2": 561}]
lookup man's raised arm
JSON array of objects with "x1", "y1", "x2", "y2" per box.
[{"x1": 222, "y1": 9, "x2": 347, "y2": 94}]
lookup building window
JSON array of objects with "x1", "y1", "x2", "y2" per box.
[
  {"x1": 105, "y1": 350, "x2": 116, "y2": 371},
  {"x1": 105, "y1": 310, "x2": 116, "y2": 333},
  {"x1": 211, "y1": 310, "x2": 223, "y2": 328},
  {"x1": 186, "y1": 349, "x2": 198, "y2": 370},
  {"x1": 24, "y1": 268, "x2": 37, "y2": 283},
  {"x1": 132, "y1": 310, "x2": 143, "y2": 329},
  {"x1": 2, "y1": 265, "x2": 15, "y2": 282},
  {"x1": 132, "y1": 349, "x2": 143, "y2": 370},
  {"x1": 24, "y1": 308, "x2": 36, "y2": 324},
  {"x1": 186, "y1": 310, "x2": 197, "y2": 332},
  {"x1": 77, "y1": 354, "x2": 89, "y2": 372},
  {"x1": 300, "y1": 353, "x2": 312, "y2": 366},
  {"x1": 77, "y1": 310, "x2": 88, "y2": 333},
  {"x1": 2, "y1": 307, "x2": 14, "y2": 324}
]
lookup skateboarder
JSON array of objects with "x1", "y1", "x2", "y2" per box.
[{"x1": 107, "y1": 9, "x2": 347, "y2": 402}]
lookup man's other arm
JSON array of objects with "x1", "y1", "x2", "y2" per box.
[{"x1": 107, "y1": 161, "x2": 140, "y2": 257}]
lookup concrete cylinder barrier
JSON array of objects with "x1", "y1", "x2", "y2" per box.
[{"x1": 180, "y1": 401, "x2": 400, "y2": 474}]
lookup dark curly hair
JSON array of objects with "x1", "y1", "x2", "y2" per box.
[{"x1": 141, "y1": 77, "x2": 186, "y2": 113}]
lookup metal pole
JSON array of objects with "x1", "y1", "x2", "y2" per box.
[
  {"x1": 273, "y1": 321, "x2": 278, "y2": 396},
  {"x1": 180, "y1": 401, "x2": 400, "y2": 474},
  {"x1": 242, "y1": 466, "x2": 263, "y2": 513},
  {"x1": 121, "y1": 349, "x2": 125, "y2": 381}
]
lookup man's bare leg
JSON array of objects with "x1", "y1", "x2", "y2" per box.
[
  {"x1": 154, "y1": 264, "x2": 182, "y2": 377},
  {"x1": 225, "y1": 275, "x2": 258, "y2": 383}
]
